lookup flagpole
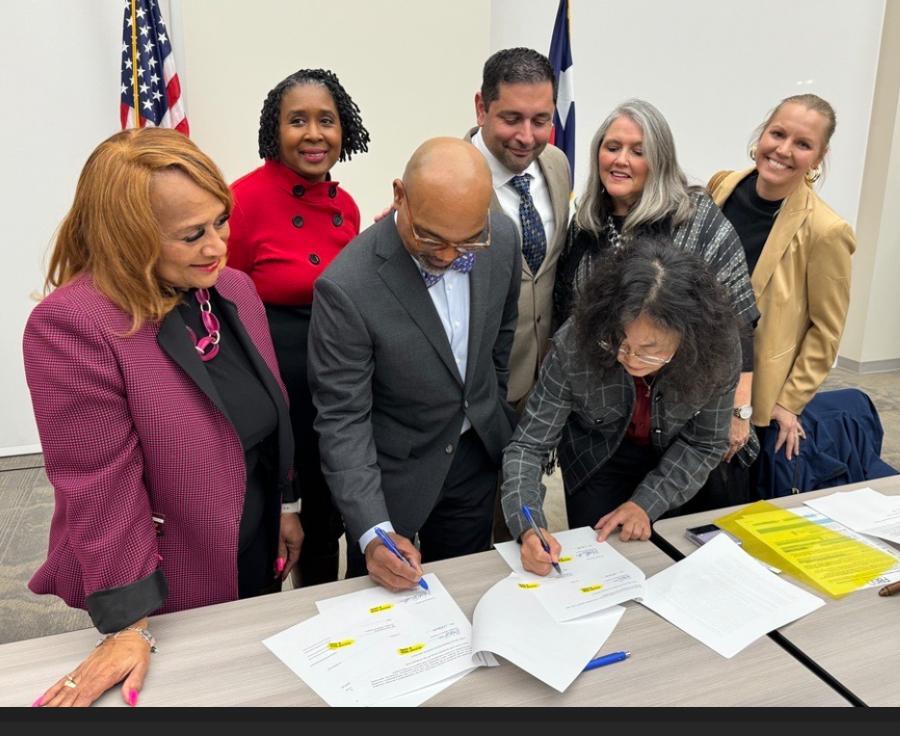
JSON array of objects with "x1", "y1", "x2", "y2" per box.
[{"x1": 130, "y1": 1, "x2": 141, "y2": 128}]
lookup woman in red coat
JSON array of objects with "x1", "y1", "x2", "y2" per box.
[
  {"x1": 228, "y1": 69, "x2": 370, "y2": 585},
  {"x1": 25, "y1": 128, "x2": 301, "y2": 707}
]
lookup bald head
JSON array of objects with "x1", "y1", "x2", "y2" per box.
[
  {"x1": 402, "y1": 137, "x2": 493, "y2": 211},
  {"x1": 392, "y1": 137, "x2": 494, "y2": 274}
]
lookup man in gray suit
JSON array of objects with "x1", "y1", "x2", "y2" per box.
[
  {"x1": 466, "y1": 47, "x2": 572, "y2": 409},
  {"x1": 309, "y1": 138, "x2": 521, "y2": 591}
]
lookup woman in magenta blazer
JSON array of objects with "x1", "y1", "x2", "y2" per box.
[{"x1": 24, "y1": 128, "x2": 301, "y2": 707}]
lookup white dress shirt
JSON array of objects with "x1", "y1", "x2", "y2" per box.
[{"x1": 471, "y1": 129, "x2": 555, "y2": 256}]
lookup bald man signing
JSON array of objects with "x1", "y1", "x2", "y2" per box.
[{"x1": 309, "y1": 138, "x2": 521, "y2": 590}]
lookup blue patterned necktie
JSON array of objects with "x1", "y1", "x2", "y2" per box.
[
  {"x1": 510, "y1": 174, "x2": 547, "y2": 275},
  {"x1": 420, "y1": 251, "x2": 476, "y2": 288}
]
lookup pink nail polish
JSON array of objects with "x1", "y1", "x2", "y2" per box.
[
  {"x1": 31, "y1": 696, "x2": 43, "y2": 707},
  {"x1": 274, "y1": 557, "x2": 285, "y2": 574},
  {"x1": 128, "y1": 689, "x2": 138, "y2": 707}
]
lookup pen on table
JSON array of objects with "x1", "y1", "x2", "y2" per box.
[
  {"x1": 878, "y1": 580, "x2": 900, "y2": 597},
  {"x1": 583, "y1": 651, "x2": 630, "y2": 672},
  {"x1": 374, "y1": 527, "x2": 429, "y2": 591},
  {"x1": 521, "y1": 504, "x2": 562, "y2": 576}
]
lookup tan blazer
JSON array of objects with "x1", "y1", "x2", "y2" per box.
[
  {"x1": 466, "y1": 128, "x2": 572, "y2": 403},
  {"x1": 709, "y1": 168, "x2": 856, "y2": 426}
]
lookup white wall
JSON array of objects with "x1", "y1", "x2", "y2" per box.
[
  {"x1": 179, "y1": 0, "x2": 491, "y2": 224},
  {"x1": 0, "y1": 0, "x2": 890, "y2": 452},
  {"x1": 490, "y1": 0, "x2": 885, "y2": 231},
  {"x1": 0, "y1": 0, "x2": 124, "y2": 454}
]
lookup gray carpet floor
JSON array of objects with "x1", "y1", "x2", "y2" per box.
[{"x1": 2, "y1": 366, "x2": 898, "y2": 645}]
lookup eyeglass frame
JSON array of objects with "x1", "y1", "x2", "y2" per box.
[
  {"x1": 597, "y1": 339, "x2": 675, "y2": 367},
  {"x1": 403, "y1": 196, "x2": 492, "y2": 254}
]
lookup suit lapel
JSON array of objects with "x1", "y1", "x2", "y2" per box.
[
  {"x1": 465, "y1": 233, "x2": 492, "y2": 385},
  {"x1": 751, "y1": 183, "x2": 812, "y2": 299},
  {"x1": 538, "y1": 149, "x2": 569, "y2": 248},
  {"x1": 157, "y1": 306, "x2": 230, "y2": 420},
  {"x1": 376, "y1": 219, "x2": 464, "y2": 385}
]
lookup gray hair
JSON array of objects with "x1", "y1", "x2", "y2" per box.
[{"x1": 574, "y1": 99, "x2": 697, "y2": 236}]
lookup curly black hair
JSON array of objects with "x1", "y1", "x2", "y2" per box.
[
  {"x1": 257, "y1": 68, "x2": 370, "y2": 162},
  {"x1": 573, "y1": 236, "x2": 741, "y2": 406}
]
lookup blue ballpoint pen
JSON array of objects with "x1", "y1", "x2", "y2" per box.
[
  {"x1": 374, "y1": 528, "x2": 429, "y2": 591},
  {"x1": 583, "y1": 650, "x2": 630, "y2": 672},
  {"x1": 521, "y1": 505, "x2": 563, "y2": 576}
]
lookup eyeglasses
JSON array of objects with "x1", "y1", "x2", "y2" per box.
[
  {"x1": 404, "y1": 197, "x2": 491, "y2": 253},
  {"x1": 598, "y1": 339, "x2": 674, "y2": 367}
]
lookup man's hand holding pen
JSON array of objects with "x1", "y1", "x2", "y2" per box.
[
  {"x1": 520, "y1": 527, "x2": 563, "y2": 577},
  {"x1": 365, "y1": 532, "x2": 425, "y2": 592}
]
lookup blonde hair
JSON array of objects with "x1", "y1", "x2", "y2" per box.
[
  {"x1": 751, "y1": 93, "x2": 836, "y2": 183},
  {"x1": 47, "y1": 128, "x2": 231, "y2": 332}
]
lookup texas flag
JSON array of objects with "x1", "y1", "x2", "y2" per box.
[{"x1": 548, "y1": 0, "x2": 574, "y2": 187}]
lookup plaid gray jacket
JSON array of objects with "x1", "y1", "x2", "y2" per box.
[{"x1": 501, "y1": 320, "x2": 740, "y2": 540}]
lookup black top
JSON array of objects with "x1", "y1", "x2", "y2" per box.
[
  {"x1": 177, "y1": 289, "x2": 278, "y2": 554},
  {"x1": 721, "y1": 171, "x2": 783, "y2": 276}
]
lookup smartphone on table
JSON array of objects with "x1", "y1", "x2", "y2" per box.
[{"x1": 684, "y1": 523, "x2": 741, "y2": 547}]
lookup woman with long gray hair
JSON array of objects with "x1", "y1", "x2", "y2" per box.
[{"x1": 553, "y1": 99, "x2": 759, "y2": 510}]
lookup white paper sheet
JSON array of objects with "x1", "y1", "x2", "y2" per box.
[
  {"x1": 493, "y1": 526, "x2": 646, "y2": 621},
  {"x1": 263, "y1": 573, "x2": 492, "y2": 707},
  {"x1": 639, "y1": 534, "x2": 824, "y2": 658},
  {"x1": 805, "y1": 487, "x2": 900, "y2": 545},
  {"x1": 315, "y1": 574, "x2": 496, "y2": 704},
  {"x1": 471, "y1": 573, "x2": 625, "y2": 692}
]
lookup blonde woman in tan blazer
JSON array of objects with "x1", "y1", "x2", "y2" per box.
[{"x1": 709, "y1": 94, "x2": 856, "y2": 462}]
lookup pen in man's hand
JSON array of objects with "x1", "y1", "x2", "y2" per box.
[
  {"x1": 521, "y1": 505, "x2": 562, "y2": 576},
  {"x1": 878, "y1": 580, "x2": 900, "y2": 597},
  {"x1": 374, "y1": 528, "x2": 429, "y2": 591},
  {"x1": 583, "y1": 650, "x2": 630, "y2": 672}
]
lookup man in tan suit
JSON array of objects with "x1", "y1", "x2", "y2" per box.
[
  {"x1": 466, "y1": 47, "x2": 572, "y2": 409},
  {"x1": 466, "y1": 48, "x2": 571, "y2": 542}
]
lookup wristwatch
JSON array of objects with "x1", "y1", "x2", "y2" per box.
[{"x1": 733, "y1": 404, "x2": 753, "y2": 420}]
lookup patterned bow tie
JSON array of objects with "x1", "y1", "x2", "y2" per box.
[{"x1": 420, "y1": 251, "x2": 475, "y2": 288}]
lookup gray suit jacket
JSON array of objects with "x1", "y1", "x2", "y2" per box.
[
  {"x1": 308, "y1": 214, "x2": 522, "y2": 543},
  {"x1": 465, "y1": 128, "x2": 571, "y2": 402}
]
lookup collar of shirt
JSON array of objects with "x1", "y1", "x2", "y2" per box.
[{"x1": 471, "y1": 129, "x2": 541, "y2": 191}]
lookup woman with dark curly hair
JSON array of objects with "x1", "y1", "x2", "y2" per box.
[
  {"x1": 502, "y1": 237, "x2": 746, "y2": 575},
  {"x1": 228, "y1": 69, "x2": 370, "y2": 585}
]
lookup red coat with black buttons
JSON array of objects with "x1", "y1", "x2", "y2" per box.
[{"x1": 228, "y1": 159, "x2": 361, "y2": 306}]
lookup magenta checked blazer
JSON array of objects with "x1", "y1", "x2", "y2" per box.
[{"x1": 23, "y1": 267, "x2": 294, "y2": 632}]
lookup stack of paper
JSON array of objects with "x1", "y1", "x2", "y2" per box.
[
  {"x1": 805, "y1": 487, "x2": 900, "y2": 545},
  {"x1": 263, "y1": 574, "x2": 495, "y2": 706},
  {"x1": 640, "y1": 533, "x2": 824, "y2": 658},
  {"x1": 493, "y1": 526, "x2": 646, "y2": 622}
]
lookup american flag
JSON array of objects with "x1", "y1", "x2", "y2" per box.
[{"x1": 120, "y1": 0, "x2": 188, "y2": 134}]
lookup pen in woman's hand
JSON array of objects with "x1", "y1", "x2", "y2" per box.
[{"x1": 521, "y1": 505, "x2": 562, "y2": 576}]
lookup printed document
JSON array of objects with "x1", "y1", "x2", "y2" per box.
[
  {"x1": 494, "y1": 526, "x2": 645, "y2": 622},
  {"x1": 734, "y1": 507, "x2": 896, "y2": 596},
  {"x1": 263, "y1": 574, "x2": 493, "y2": 706},
  {"x1": 640, "y1": 534, "x2": 824, "y2": 658},
  {"x1": 791, "y1": 505, "x2": 900, "y2": 589},
  {"x1": 471, "y1": 573, "x2": 625, "y2": 692},
  {"x1": 805, "y1": 487, "x2": 900, "y2": 545},
  {"x1": 315, "y1": 574, "x2": 495, "y2": 704}
]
